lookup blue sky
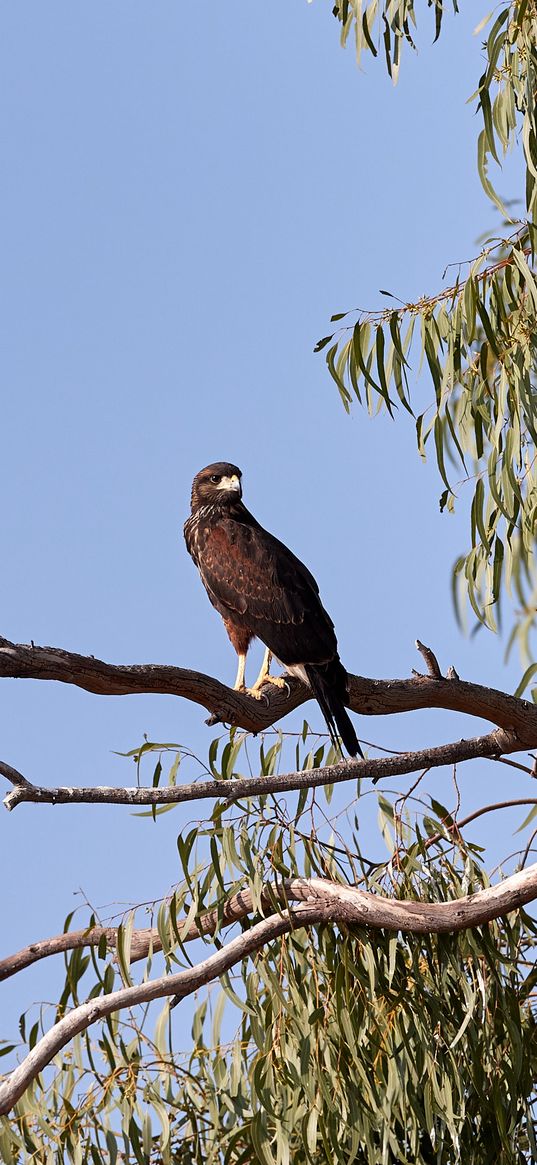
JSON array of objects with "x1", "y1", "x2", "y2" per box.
[{"x1": 0, "y1": 3, "x2": 530, "y2": 1038}]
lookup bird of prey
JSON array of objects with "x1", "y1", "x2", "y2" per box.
[{"x1": 184, "y1": 462, "x2": 362, "y2": 757}]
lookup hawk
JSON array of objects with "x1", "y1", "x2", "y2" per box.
[{"x1": 184, "y1": 462, "x2": 361, "y2": 757}]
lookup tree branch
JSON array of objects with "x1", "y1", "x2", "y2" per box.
[
  {"x1": 1, "y1": 634, "x2": 537, "y2": 739},
  {"x1": 1, "y1": 728, "x2": 521, "y2": 811},
  {"x1": 2, "y1": 865, "x2": 537, "y2": 1115},
  {"x1": 0, "y1": 886, "x2": 260, "y2": 981},
  {"x1": 4, "y1": 792, "x2": 537, "y2": 981}
]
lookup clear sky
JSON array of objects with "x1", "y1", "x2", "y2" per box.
[{"x1": 0, "y1": 3, "x2": 529, "y2": 1039}]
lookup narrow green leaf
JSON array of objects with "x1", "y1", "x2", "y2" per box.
[{"x1": 514, "y1": 663, "x2": 537, "y2": 698}]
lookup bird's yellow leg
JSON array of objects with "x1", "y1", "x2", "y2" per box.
[
  {"x1": 249, "y1": 647, "x2": 289, "y2": 697},
  {"x1": 233, "y1": 653, "x2": 247, "y2": 692}
]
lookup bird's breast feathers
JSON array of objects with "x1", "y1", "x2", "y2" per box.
[{"x1": 185, "y1": 504, "x2": 337, "y2": 657}]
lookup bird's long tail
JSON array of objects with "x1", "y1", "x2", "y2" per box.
[{"x1": 304, "y1": 661, "x2": 363, "y2": 758}]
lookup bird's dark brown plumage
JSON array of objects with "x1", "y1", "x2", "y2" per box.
[{"x1": 184, "y1": 462, "x2": 361, "y2": 757}]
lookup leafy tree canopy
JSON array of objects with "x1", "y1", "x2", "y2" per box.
[{"x1": 322, "y1": 1, "x2": 537, "y2": 687}]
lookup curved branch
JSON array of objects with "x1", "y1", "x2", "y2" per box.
[
  {"x1": 4, "y1": 796, "x2": 537, "y2": 981},
  {"x1": 2, "y1": 865, "x2": 537, "y2": 1115},
  {"x1": 1, "y1": 634, "x2": 537, "y2": 739},
  {"x1": 1, "y1": 728, "x2": 521, "y2": 811},
  {"x1": 0, "y1": 926, "x2": 159, "y2": 982},
  {"x1": 0, "y1": 886, "x2": 259, "y2": 981}
]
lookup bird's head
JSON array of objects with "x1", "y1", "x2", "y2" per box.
[{"x1": 190, "y1": 462, "x2": 243, "y2": 508}]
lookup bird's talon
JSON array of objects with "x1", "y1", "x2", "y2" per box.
[
  {"x1": 246, "y1": 686, "x2": 270, "y2": 705},
  {"x1": 248, "y1": 674, "x2": 290, "y2": 701}
]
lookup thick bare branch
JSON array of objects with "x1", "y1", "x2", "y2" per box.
[
  {"x1": 1, "y1": 728, "x2": 521, "y2": 812},
  {"x1": 2, "y1": 865, "x2": 537, "y2": 1115},
  {"x1": 0, "y1": 926, "x2": 157, "y2": 982},
  {"x1": 1, "y1": 634, "x2": 537, "y2": 739},
  {"x1": 0, "y1": 887, "x2": 259, "y2": 981}
]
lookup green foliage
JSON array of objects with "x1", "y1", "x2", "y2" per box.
[
  {"x1": 187, "y1": 903, "x2": 537, "y2": 1165},
  {"x1": 320, "y1": 2, "x2": 537, "y2": 682},
  {"x1": 331, "y1": 0, "x2": 460, "y2": 81},
  {"x1": 474, "y1": 5, "x2": 537, "y2": 223},
  {"x1": 319, "y1": 228, "x2": 537, "y2": 657},
  {"x1": 1, "y1": 732, "x2": 536, "y2": 1163}
]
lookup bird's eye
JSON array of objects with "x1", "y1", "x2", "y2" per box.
[{"x1": 210, "y1": 474, "x2": 221, "y2": 484}]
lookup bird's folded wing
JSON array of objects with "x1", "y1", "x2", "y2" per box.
[{"x1": 198, "y1": 519, "x2": 337, "y2": 663}]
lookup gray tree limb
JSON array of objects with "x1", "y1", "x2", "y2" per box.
[
  {"x1": 1, "y1": 728, "x2": 521, "y2": 811},
  {"x1": 1, "y1": 634, "x2": 536, "y2": 738}
]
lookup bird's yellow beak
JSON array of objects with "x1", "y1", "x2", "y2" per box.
[{"x1": 219, "y1": 474, "x2": 242, "y2": 494}]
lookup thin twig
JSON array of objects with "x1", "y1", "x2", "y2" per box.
[
  {"x1": 0, "y1": 728, "x2": 520, "y2": 812},
  {"x1": 492, "y1": 755, "x2": 537, "y2": 777},
  {"x1": 424, "y1": 798, "x2": 537, "y2": 851}
]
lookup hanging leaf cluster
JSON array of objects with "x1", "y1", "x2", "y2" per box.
[
  {"x1": 474, "y1": 6, "x2": 537, "y2": 223},
  {"x1": 320, "y1": 1, "x2": 537, "y2": 679},
  {"x1": 319, "y1": 230, "x2": 537, "y2": 656},
  {"x1": 331, "y1": 0, "x2": 459, "y2": 81}
]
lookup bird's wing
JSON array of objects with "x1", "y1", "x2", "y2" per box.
[{"x1": 197, "y1": 514, "x2": 337, "y2": 664}]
